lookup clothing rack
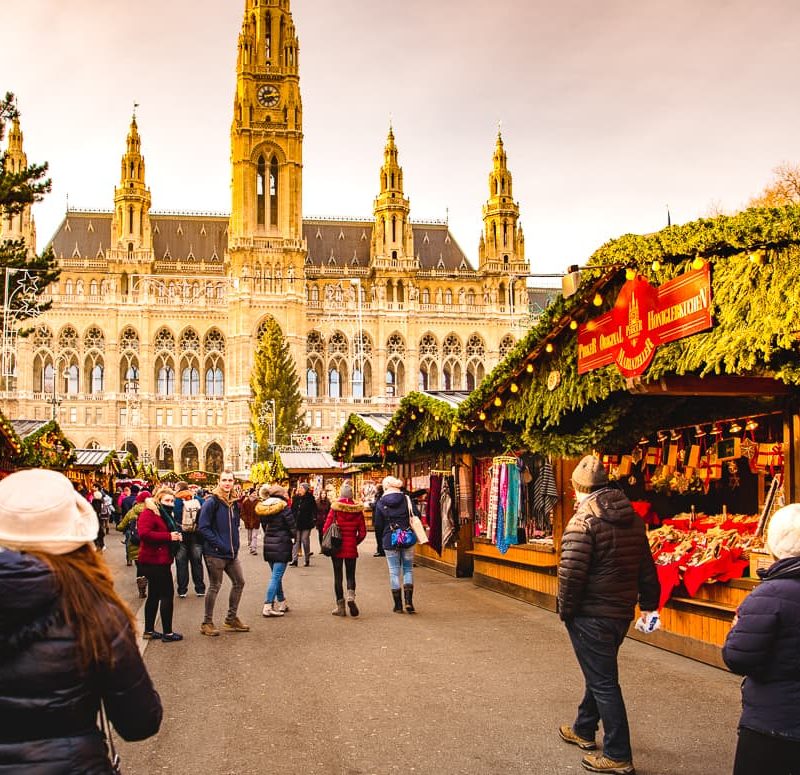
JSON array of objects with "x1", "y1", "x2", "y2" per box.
[
  {"x1": 492, "y1": 455, "x2": 517, "y2": 465},
  {"x1": 430, "y1": 468, "x2": 452, "y2": 476}
]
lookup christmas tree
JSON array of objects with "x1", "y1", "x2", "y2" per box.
[
  {"x1": 1, "y1": 92, "x2": 60, "y2": 323},
  {"x1": 250, "y1": 317, "x2": 306, "y2": 460}
]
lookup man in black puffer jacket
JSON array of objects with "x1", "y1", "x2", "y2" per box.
[
  {"x1": 722, "y1": 503, "x2": 800, "y2": 775},
  {"x1": 557, "y1": 455, "x2": 658, "y2": 775}
]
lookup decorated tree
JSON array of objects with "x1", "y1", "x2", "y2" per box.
[
  {"x1": 1, "y1": 92, "x2": 60, "y2": 322},
  {"x1": 249, "y1": 317, "x2": 306, "y2": 460}
]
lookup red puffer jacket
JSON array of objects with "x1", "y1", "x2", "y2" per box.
[
  {"x1": 323, "y1": 499, "x2": 366, "y2": 559},
  {"x1": 137, "y1": 501, "x2": 175, "y2": 566}
]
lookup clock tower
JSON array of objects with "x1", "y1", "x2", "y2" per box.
[{"x1": 229, "y1": 0, "x2": 304, "y2": 252}]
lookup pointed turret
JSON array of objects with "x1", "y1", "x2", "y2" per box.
[
  {"x1": 110, "y1": 111, "x2": 152, "y2": 257},
  {"x1": 0, "y1": 113, "x2": 37, "y2": 256},
  {"x1": 230, "y1": 0, "x2": 303, "y2": 243},
  {"x1": 479, "y1": 129, "x2": 527, "y2": 275},
  {"x1": 371, "y1": 125, "x2": 416, "y2": 269}
]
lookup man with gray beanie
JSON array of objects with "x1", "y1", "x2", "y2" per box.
[{"x1": 557, "y1": 454, "x2": 659, "y2": 775}]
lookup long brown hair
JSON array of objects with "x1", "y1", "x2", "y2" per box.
[{"x1": 28, "y1": 545, "x2": 137, "y2": 672}]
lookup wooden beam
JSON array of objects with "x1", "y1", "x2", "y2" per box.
[{"x1": 626, "y1": 375, "x2": 790, "y2": 397}]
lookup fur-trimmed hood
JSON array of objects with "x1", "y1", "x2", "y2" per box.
[
  {"x1": 330, "y1": 499, "x2": 363, "y2": 513},
  {"x1": 256, "y1": 497, "x2": 288, "y2": 517}
]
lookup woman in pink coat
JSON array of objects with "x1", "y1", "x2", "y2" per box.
[{"x1": 322, "y1": 482, "x2": 366, "y2": 617}]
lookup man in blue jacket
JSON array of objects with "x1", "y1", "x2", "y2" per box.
[{"x1": 198, "y1": 470, "x2": 249, "y2": 636}]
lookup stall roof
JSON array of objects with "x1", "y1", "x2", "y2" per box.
[
  {"x1": 457, "y1": 204, "x2": 800, "y2": 456},
  {"x1": 11, "y1": 419, "x2": 51, "y2": 439},
  {"x1": 278, "y1": 451, "x2": 343, "y2": 472},
  {"x1": 358, "y1": 414, "x2": 394, "y2": 434},
  {"x1": 73, "y1": 448, "x2": 116, "y2": 468}
]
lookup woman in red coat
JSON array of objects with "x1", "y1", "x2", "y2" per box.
[
  {"x1": 323, "y1": 482, "x2": 366, "y2": 617},
  {"x1": 137, "y1": 487, "x2": 184, "y2": 641}
]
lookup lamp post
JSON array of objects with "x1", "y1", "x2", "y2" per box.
[
  {"x1": 351, "y1": 278, "x2": 364, "y2": 398},
  {"x1": 48, "y1": 354, "x2": 70, "y2": 422}
]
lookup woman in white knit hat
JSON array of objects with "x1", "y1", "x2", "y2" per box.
[
  {"x1": 0, "y1": 468, "x2": 163, "y2": 771},
  {"x1": 723, "y1": 503, "x2": 800, "y2": 775}
]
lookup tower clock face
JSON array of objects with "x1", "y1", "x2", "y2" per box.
[{"x1": 257, "y1": 85, "x2": 280, "y2": 108}]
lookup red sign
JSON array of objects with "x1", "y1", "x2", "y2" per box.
[{"x1": 577, "y1": 264, "x2": 712, "y2": 378}]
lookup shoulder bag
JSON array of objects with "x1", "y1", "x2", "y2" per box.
[
  {"x1": 321, "y1": 513, "x2": 342, "y2": 556},
  {"x1": 407, "y1": 496, "x2": 429, "y2": 545},
  {"x1": 100, "y1": 701, "x2": 122, "y2": 774}
]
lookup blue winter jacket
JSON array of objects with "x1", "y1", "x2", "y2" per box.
[
  {"x1": 198, "y1": 491, "x2": 241, "y2": 560},
  {"x1": 374, "y1": 491, "x2": 417, "y2": 550},
  {"x1": 722, "y1": 555, "x2": 800, "y2": 741}
]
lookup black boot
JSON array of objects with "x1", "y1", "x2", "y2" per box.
[
  {"x1": 403, "y1": 584, "x2": 415, "y2": 613},
  {"x1": 392, "y1": 589, "x2": 404, "y2": 613}
]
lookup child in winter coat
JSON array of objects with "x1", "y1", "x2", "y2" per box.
[{"x1": 322, "y1": 482, "x2": 366, "y2": 616}]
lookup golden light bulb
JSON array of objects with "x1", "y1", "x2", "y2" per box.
[
  {"x1": 478, "y1": 412, "x2": 486, "y2": 421},
  {"x1": 651, "y1": 260, "x2": 661, "y2": 271},
  {"x1": 692, "y1": 257, "x2": 704, "y2": 270},
  {"x1": 569, "y1": 320, "x2": 578, "y2": 330},
  {"x1": 526, "y1": 363, "x2": 534, "y2": 373},
  {"x1": 625, "y1": 268, "x2": 636, "y2": 281},
  {"x1": 493, "y1": 397, "x2": 502, "y2": 407},
  {"x1": 510, "y1": 383, "x2": 519, "y2": 393},
  {"x1": 545, "y1": 343, "x2": 554, "y2": 353},
  {"x1": 593, "y1": 293, "x2": 603, "y2": 307}
]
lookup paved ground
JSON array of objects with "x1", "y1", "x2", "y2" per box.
[{"x1": 106, "y1": 531, "x2": 743, "y2": 775}]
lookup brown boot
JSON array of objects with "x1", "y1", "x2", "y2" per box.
[
  {"x1": 136, "y1": 576, "x2": 148, "y2": 599},
  {"x1": 580, "y1": 753, "x2": 635, "y2": 774},
  {"x1": 346, "y1": 589, "x2": 359, "y2": 617},
  {"x1": 403, "y1": 584, "x2": 415, "y2": 613},
  {"x1": 331, "y1": 599, "x2": 346, "y2": 616}
]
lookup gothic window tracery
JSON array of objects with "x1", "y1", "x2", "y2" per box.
[
  {"x1": 203, "y1": 328, "x2": 226, "y2": 355},
  {"x1": 154, "y1": 328, "x2": 176, "y2": 353},
  {"x1": 84, "y1": 326, "x2": 105, "y2": 352},
  {"x1": 328, "y1": 331, "x2": 348, "y2": 356},
  {"x1": 58, "y1": 326, "x2": 78, "y2": 352},
  {"x1": 499, "y1": 334, "x2": 516, "y2": 358}
]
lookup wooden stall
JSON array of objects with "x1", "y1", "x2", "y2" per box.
[
  {"x1": 0, "y1": 410, "x2": 23, "y2": 478},
  {"x1": 457, "y1": 205, "x2": 800, "y2": 667},
  {"x1": 10, "y1": 419, "x2": 75, "y2": 471}
]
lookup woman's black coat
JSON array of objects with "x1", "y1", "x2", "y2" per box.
[
  {"x1": 0, "y1": 549, "x2": 162, "y2": 773},
  {"x1": 257, "y1": 496, "x2": 297, "y2": 564}
]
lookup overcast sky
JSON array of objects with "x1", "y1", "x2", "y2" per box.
[{"x1": 2, "y1": 0, "x2": 799, "y2": 275}]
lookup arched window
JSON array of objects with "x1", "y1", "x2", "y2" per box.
[
  {"x1": 307, "y1": 368, "x2": 318, "y2": 398},
  {"x1": 124, "y1": 364, "x2": 139, "y2": 392},
  {"x1": 157, "y1": 366, "x2": 175, "y2": 396},
  {"x1": 257, "y1": 155, "x2": 266, "y2": 226},
  {"x1": 329, "y1": 368, "x2": 341, "y2": 398},
  {"x1": 43, "y1": 362, "x2": 55, "y2": 393},
  {"x1": 392, "y1": 216, "x2": 397, "y2": 242},
  {"x1": 89, "y1": 280, "x2": 98, "y2": 296},
  {"x1": 65, "y1": 279, "x2": 73, "y2": 295},
  {"x1": 206, "y1": 442, "x2": 224, "y2": 474},
  {"x1": 270, "y1": 156, "x2": 279, "y2": 226},
  {"x1": 385, "y1": 368, "x2": 395, "y2": 396},
  {"x1": 90, "y1": 364, "x2": 104, "y2": 394},
  {"x1": 352, "y1": 368, "x2": 363, "y2": 399},
  {"x1": 445, "y1": 289, "x2": 453, "y2": 305},
  {"x1": 422, "y1": 288, "x2": 430, "y2": 305},
  {"x1": 181, "y1": 443, "x2": 199, "y2": 473},
  {"x1": 205, "y1": 367, "x2": 224, "y2": 396},
  {"x1": 66, "y1": 364, "x2": 79, "y2": 394},
  {"x1": 182, "y1": 367, "x2": 200, "y2": 396}
]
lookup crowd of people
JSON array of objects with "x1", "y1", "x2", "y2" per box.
[
  {"x1": 81, "y1": 472, "x2": 421, "y2": 640},
  {"x1": 0, "y1": 461, "x2": 797, "y2": 774}
]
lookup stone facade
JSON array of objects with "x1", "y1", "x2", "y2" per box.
[{"x1": 0, "y1": 0, "x2": 542, "y2": 473}]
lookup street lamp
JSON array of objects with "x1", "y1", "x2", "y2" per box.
[
  {"x1": 351, "y1": 278, "x2": 364, "y2": 398},
  {"x1": 48, "y1": 354, "x2": 71, "y2": 422}
]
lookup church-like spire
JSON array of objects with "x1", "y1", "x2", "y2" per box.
[
  {"x1": 478, "y1": 128, "x2": 526, "y2": 274},
  {"x1": 111, "y1": 111, "x2": 152, "y2": 255},
  {"x1": 372, "y1": 125, "x2": 415, "y2": 269},
  {"x1": 0, "y1": 111, "x2": 37, "y2": 256}
]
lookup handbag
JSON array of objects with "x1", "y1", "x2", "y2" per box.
[
  {"x1": 390, "y1": 525, "x2": 417, "y2": 548},
  {"x1": 320, "y1": 515, "x2": 342, "y2": 556},
  {"x1": 100, "y1": 701, "x2": 122, "y2": 774},
  {"x1": 406, "y1": 496, "x2": 429, "y2": 545}
]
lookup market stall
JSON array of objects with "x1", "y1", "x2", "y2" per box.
[
  {"x1": 0, "y1": 410, "x2": 23, "y2": 478},
  {"x1": 10, "y1": 419, "x2": 75, "y2": 471},
  {"x1": 67, "y1": 448, "x2": 119, "y2": 490},
  {"x1": 457, "y1": 205, "x2": 800, "y2": 666}
]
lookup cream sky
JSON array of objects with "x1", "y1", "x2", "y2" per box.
[{"x1": 2, "y1": 0, "x2": 799, "y2": 275}]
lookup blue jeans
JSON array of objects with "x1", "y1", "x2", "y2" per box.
[
  {"x1": 566, "y1": 616, "x2": 632, "y2": 761},
  {"x1": 265, "y1": 561, "x2": 287, "y2": 603},
  {"x1": 175, "y1": 532, "x2": 205, "y2": 595},
  {"x1": 385, "y1": 546, "x2": 414, "y2": 589}
]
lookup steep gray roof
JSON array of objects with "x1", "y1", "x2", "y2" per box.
[{"x1": 48, "y1": 212, "x2": 474, "y2": 271}]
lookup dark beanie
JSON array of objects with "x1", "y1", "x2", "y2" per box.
[{"x1": 571, "y1": 455, "x2": 609, "y2": 494}]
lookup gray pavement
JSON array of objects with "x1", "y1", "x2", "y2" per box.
[{"x1": 107, "y1": 532, "x2": 742, "y2": 775}]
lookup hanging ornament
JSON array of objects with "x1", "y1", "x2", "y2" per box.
[
  {"x1": 727, "y1": 461, "x2": 741, "y2": 489},
  {"x1": 631, "y1": 447, "x2": 643, "y2": 464},
  {"x1": 741, "y1": 437, "x2": 758, "y2": 461},
  {"x1": 628, "y1": 475, "x2": 638, "y2": 486}
]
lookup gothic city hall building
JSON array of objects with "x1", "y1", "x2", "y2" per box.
[{"x1": 1, "y1": 0, "x2": 538, "y2": 474}]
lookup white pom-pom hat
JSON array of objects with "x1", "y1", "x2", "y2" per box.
[{"x1": 767, "y1": 503, "x2": 800, "y2": 560}]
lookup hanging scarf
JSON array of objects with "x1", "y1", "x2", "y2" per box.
[
  {"x1": 487, "y1": 463, "x2": 501, "y2": 543},
  {"x1": 532, "y1": 457, "x2": 559, "y2": 533},
  {"x1": 429, "y1": 474, "x2": 443, "y2": 555},
  {"x1": 441, "y1": 476, "x2": 456, "y2": 549},
  {"x1": 457, "y1": 465, "x2": 472, "y2": 522},
  {"x1": 504, "y1": 463, "x2": 521, "y2": 547}
]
